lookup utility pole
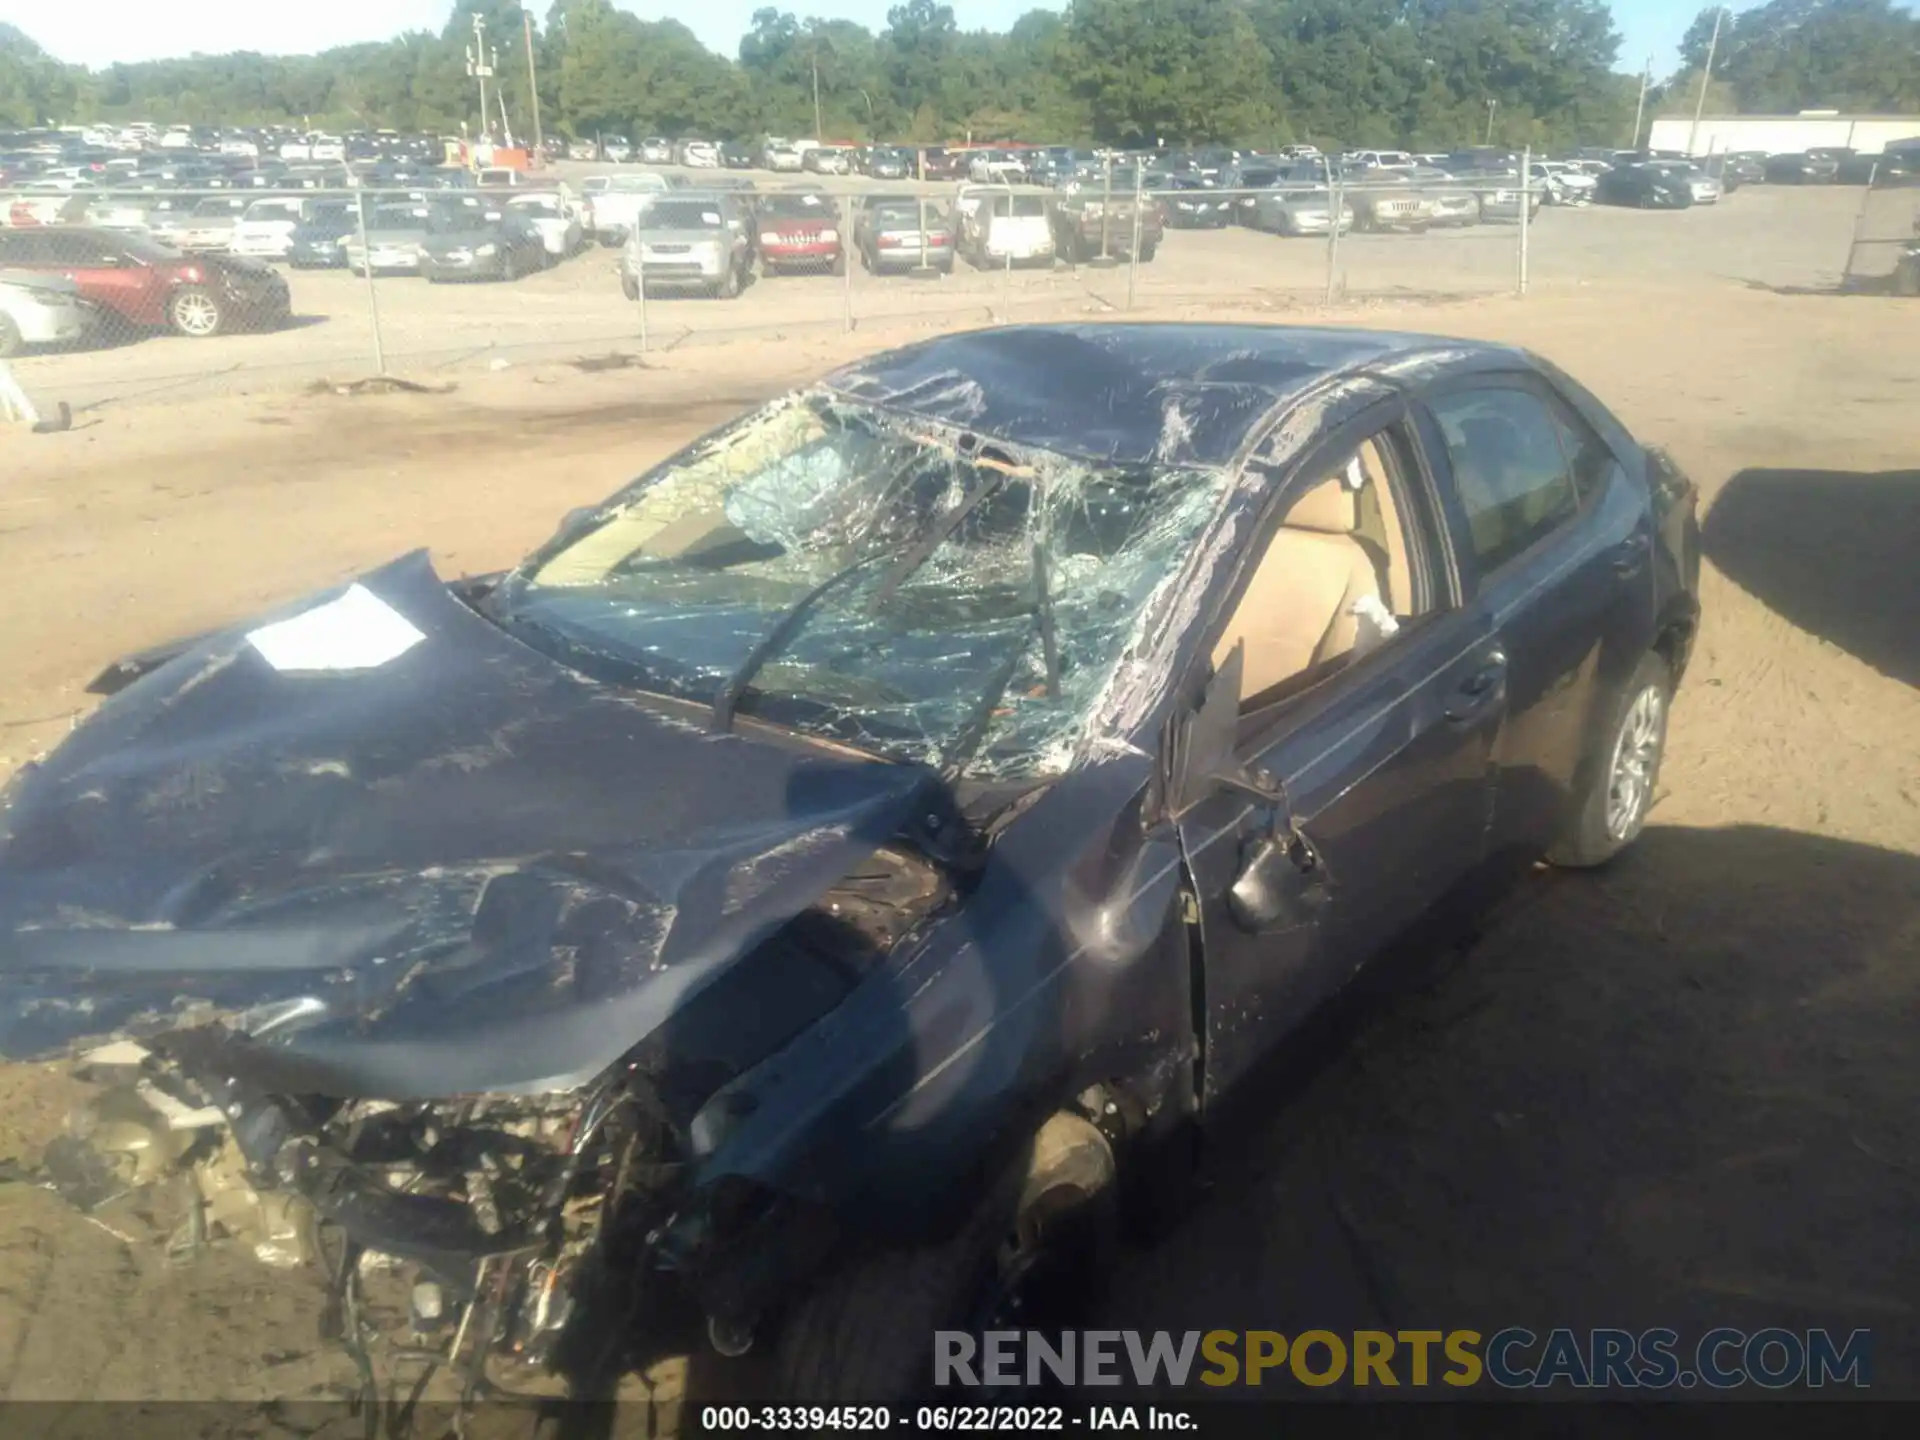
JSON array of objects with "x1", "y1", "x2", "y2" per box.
[
  {"x1": 523, "y1": 13, "x2": 544, "y2": 158},
  {"x1": 1631, "y1": 56, "x2": 1652, "y2": 148},
  {"x1": 1485, "y1": 99, "x2": 1498, "y2": 145},
  {"x1": 811, "y1": 48, "x2": 824, "y2": 143},
  {"x1": 1688, "y1": 7, "x2": 1725, "y2": 158},
  {"x1": 465, "y1": 14, "x2": 498, "y2": 149}
]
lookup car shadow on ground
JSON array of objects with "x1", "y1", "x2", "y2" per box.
[
  {"x1": 1097, "y1": 822, "x2": 1920, "y2": 1395},
  {"x1": 1736, "y1": 278, "x2": 1911, "y2": 298},
  {"x1": 1704, "y1": 467, "x2": 1920, "y2": 687}
]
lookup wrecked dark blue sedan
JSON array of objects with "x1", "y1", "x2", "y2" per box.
[{"x1": 0, "y1": 324, "x2": 1700, "y2": 1402}]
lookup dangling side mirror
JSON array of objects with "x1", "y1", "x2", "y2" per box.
[{"x1": 1165, "y1": 642, "x2": 1289, "y2": 818}]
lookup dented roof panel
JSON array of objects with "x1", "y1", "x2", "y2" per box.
[{"x1": 821, "y1": 324, "x2": 1468, "y2": 466}]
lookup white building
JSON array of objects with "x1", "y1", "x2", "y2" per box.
[{"x1": 1650, "y1": 112, "x2": 1920, "y2": 157}]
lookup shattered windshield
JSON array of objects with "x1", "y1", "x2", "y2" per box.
[{"x1": 491, "y1": 394, "x2": 1227, "y2": 779}]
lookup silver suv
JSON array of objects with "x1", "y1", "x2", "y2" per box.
[{"x1": 619, "y1": 193, "x2": 752, "y2": 299}]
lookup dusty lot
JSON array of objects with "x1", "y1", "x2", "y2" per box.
[{"x1": 0, "y1": 212, "x2": 1916, "y2": 1415}]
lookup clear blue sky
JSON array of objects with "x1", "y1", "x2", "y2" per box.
[{"x1": 2, "y1": 1, "x2": 1701, "y2": 77}]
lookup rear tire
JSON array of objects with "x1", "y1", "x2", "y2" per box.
[
  {"x1": 1549, "y1": 651, "x2": 1672, "y2": 868},
  {"x1": 620, "y1": 271, "x2": 639, "y2": 301},
  {"x1": 830, "y1": 252, "x2": 846, "y2": 277}
]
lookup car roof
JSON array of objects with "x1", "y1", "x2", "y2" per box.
[{"x1": 823, "y1": 324, "x2": 1514, "y2": 466}]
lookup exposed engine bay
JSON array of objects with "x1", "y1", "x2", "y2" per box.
[
  {"x1": 47, "y1": 1037, "x2": 684, "y2": 1412},
  {"x1": 29, "y1": 841, "x2": 952, "y2": 1417}
]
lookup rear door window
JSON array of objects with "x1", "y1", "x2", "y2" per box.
[
  {"x1": 1545, "y1": 397, "x2": 1627, "y2": 508},
  {"x1": 45, "y1": 232, "x2": 119, "y2": 268},
  {"x1": 1427, "y1": 386, "x2": 1580, "y2": 574}
]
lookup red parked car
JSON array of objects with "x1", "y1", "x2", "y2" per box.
[
  {"x1": 752, "y1": 191, "x2": 845, "y2": 275},
  {"x1": 0, "y1": 226, "x2": 290, "y2": 338}
]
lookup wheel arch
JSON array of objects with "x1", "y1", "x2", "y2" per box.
[{"x1": 1653, "y1": 596, "x2": 1700, "y2": 688}]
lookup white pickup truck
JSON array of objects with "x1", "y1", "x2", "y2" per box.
[{"x1": 586, "y1": 172, "x2": 675, "y2": 246}]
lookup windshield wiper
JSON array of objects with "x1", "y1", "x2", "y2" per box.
[
  {"x1": 865, "y1": 461, "x2": 1013, "y2": 616},
  {"x1": 713, "y1": 441, "x2": 1052, "y2": 749},
  {"x1": 710, "y1": 548, "x2": 902, "y2": 734},
  {"x1": 939, "y1": 534, "x2": 1059, "y2": 779}
]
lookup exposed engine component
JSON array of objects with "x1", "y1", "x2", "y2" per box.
[{"x1": 43, "y1": 1040, "x2": 690, "y2": 1418}]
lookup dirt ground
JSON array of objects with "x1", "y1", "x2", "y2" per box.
[{"x1": 0, "y1": 255, "x2": 1916, "y2": 1412}]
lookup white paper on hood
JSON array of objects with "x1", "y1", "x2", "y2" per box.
[{"x1": 246, "y1": 584, "x2": 426, "y2": 672}]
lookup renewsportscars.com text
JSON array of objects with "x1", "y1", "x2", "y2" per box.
[{"x1": 934, "y1": 1328, "x2": 1872, "y2": 1390}]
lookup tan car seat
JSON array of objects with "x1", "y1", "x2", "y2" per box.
[
  {"x1": 1351, "y1": 438, "x2": 1414, "y2": 614},
  {"x1": 1213, "y1": 477, "x2": 1383, "y2": 700}
]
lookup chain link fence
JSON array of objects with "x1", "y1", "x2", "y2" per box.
[
  {"x1": 1842, "y1": 169, "x2": 1920, "y2": 294},
  {"x1": 1, "y1": 160, "x2": 1554, "y2": 411}
]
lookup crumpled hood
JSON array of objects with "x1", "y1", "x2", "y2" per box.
[{"x1": 0, "y1": 551, "x2": 943, "y2": 1098}]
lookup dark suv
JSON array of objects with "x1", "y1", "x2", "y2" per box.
[{"x1": 0, "y1": 226, "x2": 290, "y2": 338}]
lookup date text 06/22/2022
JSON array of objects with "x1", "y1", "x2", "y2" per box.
[{"x1": 700, "y1": 1406, "x2": 1193, "y2": 1432}]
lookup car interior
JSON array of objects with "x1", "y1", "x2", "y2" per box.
[{"x1": 1213, "y1": 431, "x2": 1420, "y2": 708}]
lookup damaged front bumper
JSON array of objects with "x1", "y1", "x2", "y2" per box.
[{"x1": 40, "y1": 1026, "x2": 728, "y2": 1406}]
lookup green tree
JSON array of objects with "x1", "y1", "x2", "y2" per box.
[
  {"x1": 1249, "y1": 0, "x2": 1630, "y2": 150},
  {"x1": 1065, "y1": 0, "x2": 1279, "y2": 145},
  {"x1": 1677, "y1": 0, "x2": 1920, "y2": 112},
  {"x1": 13, "y1": 0, "x2": 1901, "y2": 154}
]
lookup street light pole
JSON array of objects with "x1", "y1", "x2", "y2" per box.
[
  {"x1": 1688, "y1": 7, "x2": 1725, "y2": 158},
  {"x1": 811, "y1": 49, "x2": 824, "y2": 143},
  {"x1": 1630, "y1": 56, "x2": 1652, "y2": 148},
  {"x1": 1485, "y1": 98, "x2": 1498, "y2": 145},
  {"x1": 465, "y1": 14, "x2": 497, "y2": 150},
  {"x1": 523, "y1": 13, "x2": 544, "y2": 158}
]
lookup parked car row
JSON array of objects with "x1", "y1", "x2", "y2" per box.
[
  {"x1": 337, "y1": 196, "x2": 579, "y2": 281},
  {"x1": 1135, "y1": 158, "x2": 1546, "y2": 236},
  {"x1": 5, "y1": 186, "x2": 591, "y2": 273},
  {"x1": 610, "y1": 183, "x2": 1168, "y2": 299}
]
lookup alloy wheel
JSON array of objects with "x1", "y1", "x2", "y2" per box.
[
  {"x1": 172, "y1": 291, "x2": 221, "y2": 336},
  {"x1": 1605, "y1": 685, "x2": 1665, "y2": 840}
]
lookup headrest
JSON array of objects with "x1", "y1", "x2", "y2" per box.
[{"x1": 1283, "y1": 478, "x2": 1356, "y2": 534}]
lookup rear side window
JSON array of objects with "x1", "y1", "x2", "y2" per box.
[
  {"x1": 1428, "y1": 387, "x2": 1579, "y2": 574},
  {"x1": 1545, "y1": 396, "x2": 1626, "y2": 507},
  {"x1": 45, "y1": 233, "x2": 117, "y2": 267},
  {"x1": 0, "y1": 230, "x2": 51, "y2": 263}
]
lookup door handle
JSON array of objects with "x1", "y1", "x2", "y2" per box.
[
  {"x1": 1610, "y1": 531, "x2": 1651, "y2": 575},
  {"x1": 1445, "y1": 650, "x2": 1508, "y2": 723}
]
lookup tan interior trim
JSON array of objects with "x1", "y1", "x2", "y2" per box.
[{"x1": 1356, "y1": 438, "x2": 1414, "y2": 614}]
